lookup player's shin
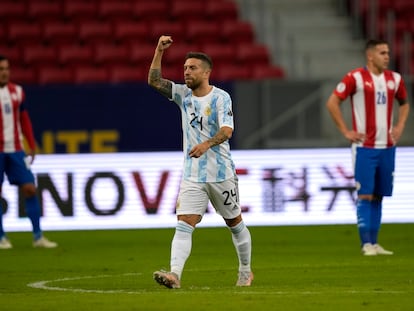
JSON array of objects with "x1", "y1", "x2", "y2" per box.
[
  {"x1": 356, "y1": 199, "x2": 372, "y2": 245},
  {"x1": 170, "y1": 220, "x2": 194, "y2": 279}
]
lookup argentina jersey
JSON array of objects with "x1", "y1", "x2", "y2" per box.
[{"x1": 171, "y1": 83, "x2": 236, "y2": 182}]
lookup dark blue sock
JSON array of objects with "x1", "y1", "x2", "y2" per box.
[
  {"x1": 356, "y1": 199, "x2": 371, "y2": 245},
  {"x1": 370, "y1": 199, "x2": 382, "y2": 244},
  {"x1": 25, "y1": 196, "x2": 42, "y2": 240}
]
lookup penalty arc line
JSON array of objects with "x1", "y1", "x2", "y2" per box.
[
  {"x1": 27, "y1": 273, "x2": 149, "y2": 295},
  {"x1": 27, "y1": 273, "x2": 411, "y2": 295}
]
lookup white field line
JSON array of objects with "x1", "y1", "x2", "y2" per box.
[{"x1": 27, "y1": 273, "x2": 410, "y2": 295}]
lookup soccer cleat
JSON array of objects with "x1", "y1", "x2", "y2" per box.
[
  {"x1": 373, "y1": 244, "x2": 394, "y2": 255},
  {"x1": 361, "y1": 243, "x2": 377, "y2": 256},
  {"x1": 33, "y1": 236, "x2": 58, "y2": 248},
  {"x1": 153, "y1": 270, "x2": 181, "y2": 289},
  {"x1": 236, "y1": 271, "x2": 254, "y2": 286},
  {"x1": 0, "y1": 237, "x2": 13, "y2": 249}
]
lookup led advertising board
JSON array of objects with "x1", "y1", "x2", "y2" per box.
[{"x1": 2, "y1": 148, "x2": 413, "y2": 232}]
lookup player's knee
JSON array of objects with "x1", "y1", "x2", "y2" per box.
[
  {"x1": 20, "y1": 184, "x2": 37, "y2": 198},
  {"x1": 224, "y1": 214, "x2": 242, "y2": 227},
  {"x1": 358, "y1": 194, "x2": 374, "y2": 201},
  {"x1": 177, "y1": 214, "x2": 201, "y2": 227}
]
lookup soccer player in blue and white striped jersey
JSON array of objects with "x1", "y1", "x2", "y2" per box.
[{"x1": 149, "y1": 36, "x2": 253, "y2": 288}]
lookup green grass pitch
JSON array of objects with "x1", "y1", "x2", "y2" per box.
[{"x1": 0, "y1": 224, "x2": 413, "y2": 311}]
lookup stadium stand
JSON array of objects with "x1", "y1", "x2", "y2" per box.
[
  {"x1": 185, "y1": 21, "x2": 220, "y2": 45},
  {"x1": 129, "y1": 43, "x2": 156, "y2": 65},
  {"x1": 97, "y1": 0, "x2": 134, "y2": 22},
  {"x1": 132, "y1": 1, "x2": 169, "y2": 21},
  {"x1": 22, "y1": 44, "x2": 58, "y2": 66},
  {"x1": 6, "y1": 22, "x2": 43, "y2": 45},
  {"x1": 205, "y1": 1, "x2": 239, "y2": 22},
  {"x1": 42, "y1": 21, "x2": 78, "y2": 45},
  {"x1": 0, "y1": 45, "x2": 22, "y2": 65},
  {"x1": 78, "y1": 21, "x2": 113, "y2": 44},
  {"x1": 26, "y1": 1, "x2": 62, "y2": 22},
  {"x1": 109, "y1": 65, "x2": 147, "y2": 83},
  {"x1": 57, "y1": 44, "x2": 94, "y2": 66},
  {"x1": 62, "y1": 1, "x2": 97, "y2": 22},
  {"x1": 170, "y1": 1, "x2": 206, "y2": 22},
  {"x1": 0, "y1": 2, "x2": 26, "y2": 22},
  {"x1": 201, "y1": 44, "x2": 234, "y2": 68},
  {"x1": 93, "y1": 43, "x2": 129, "y2": 66},
  {"x1": 9, "y1": 65, "x2": 37, "y2": 84},
  {"x1": 112, "y1": 21, "x2": 149, "y2": 44},
  {"x1": 38, "y1": 66, "x2": 74, "y2": 84},
  {"x1": 162, "y1": 43, "x2": 201, "y2": 66},
  {"x1": 221, "y1": 20, "x2": 255, "y2": 44},
  {"x1": 349, "y1": 0, "x2": 414, "y2": 74},
  {"x1": 0, "y1": 0, "x2": 285, "y2": 84},
  {"x1": 73, "y1": 65, "x2": 109, "y2": 83}
]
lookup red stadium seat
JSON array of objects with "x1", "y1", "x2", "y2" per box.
[
  {"x1": 26, "y1": 1, "x2": 62, "y2": 21},
  {"x1": 0, "y1": 2, "x2": 27, "y2": 22},
  {"x1": 250, "y1": 64, "x2": 285, "y2": 80},
  {"x1": 129, "y1": 43, "x2": 156, "y2": 64},
  {"x1": 113, "y1": 21, "x2": 149, "y2": 44},
  {"x1": 161, "y1": 66, "x2": 185, "y2": 83},
  {"x1": 0, "y1": 45, "x2": 22, "y2": 65},
  {"x1": 6, "y1": 22, "x2": 43, "y2": 44},
  {"x1": 149, "y1": 22, "x2": 184, "y2": 43},
  {"x1": 394, "y1": 0, "x2": 414, "y2": 16},
  {"x1": 42, "y1": 21, "x2": 78, "y2": 44},
  {"x1": 57, "y1": 44, "x2": 94, "y2": 66},
  {"x1": 78, "y1": 21, "x2": 113, "y2": 44},
  {"x1": 357, "y1": 0, "x2": 391, "y2": 16},
  {"x1": 162, "y1": 42, "x2": 200, "y2": 65},
  {"x1": 38, "y1": 66, "x2": 74, "y2": 84},
  {"x1": 205, "y1": 1, "x2": 239, "y2": 22},
  {"x1": 63, "y1": 1, "x2": 97, "y2": 22},
  {"x1": 201, "y1": 44, "x2": 233, "y2": 67},
  {"x1": 132, "y1": 1, "x2": 169, "y2": 21},
  {"x1": 185, "y1": 21, "x2": 220, "y2": 44},
  {"x1": 97, "y1": 0, "x2": 134, "y2": 21},
  {"x1": 109, "y1": 65, "x2": 146, "y2": 83},
  {"x1": 221, "y1": 20, "x2": 255, "y2": 44},
  {"x1": 93, "y1": 43, "x2": 129, "y2": 65},
  {"x1": 170, "y1": 1, "x2": 206, "y2": 22},
  {"x1": 22, "y1": 44, "x2": 57, "y2": 66},
  {"x1": 73, "y1": 66, "x2": 109, "y2": 83},
  {"x1": 10, "y1": 66, "x2": 37, "y2": 85},
  {"x1": 237, "y1": 43, "x2": 270, "y2": 66},
  {"x1": 212, "y1": 64, "x2": 250, "y2": 82}
]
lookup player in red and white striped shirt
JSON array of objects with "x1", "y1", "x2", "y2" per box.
[
  {"x1": 0, "y1": 55, "x2": 57, "y2": 249},
  {"x1": 326, "y1": 39, "x2": 410, "y2": 256}
]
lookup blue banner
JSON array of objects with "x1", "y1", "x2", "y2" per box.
[{"x1": 24, "y1": 82, "x2": 233, "y2": 153}]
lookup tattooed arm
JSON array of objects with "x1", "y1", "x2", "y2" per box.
[
  {"x1": 207, "y1": 126, "x2": 233, "y2": 147},
  {"x1": 189, "y1": 126, "x2": 233, "y2": 158},
  {"x1": 148, "y1": 35, "x2": 174, "y2": 99}
]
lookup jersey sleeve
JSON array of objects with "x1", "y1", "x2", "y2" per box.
[
  {"x1": 218, "y1": 92, "x2": 234, "y2": 129},
  {"x1": 395, "y1": 75, "x2": 408, "y2": 104},
  {"x1": 333, "y1": 72, "x2": 356, "y2": 100},
  {"x1": 171, "y1": 83, "x2": 189, "y2": 107}
]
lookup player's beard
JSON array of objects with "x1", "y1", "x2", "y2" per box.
[{"x1": 185, "y1": 78, "x2": 201, "y2": 90}]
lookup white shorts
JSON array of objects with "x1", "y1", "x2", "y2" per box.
[{"x1": 176, "y1": 177, "x2": 241, "y2": 219}]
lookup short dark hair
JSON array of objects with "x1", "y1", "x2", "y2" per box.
[
  {"x1": 365, "y1": 39, "x2": 388, "y2": 51},
  {"x1": 185, "y1": 52, "x2": 213, "y2": 69},
  {"x1": 0, "y1": 55, "x2": 8, "y2": 62}
]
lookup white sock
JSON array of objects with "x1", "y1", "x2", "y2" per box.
[
  {"x1": 170, "y1": 220, "x2": 194, "y2": 280},
  {"x1": 229, "y1": 221, "x2": 252, "y2": 272}
]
